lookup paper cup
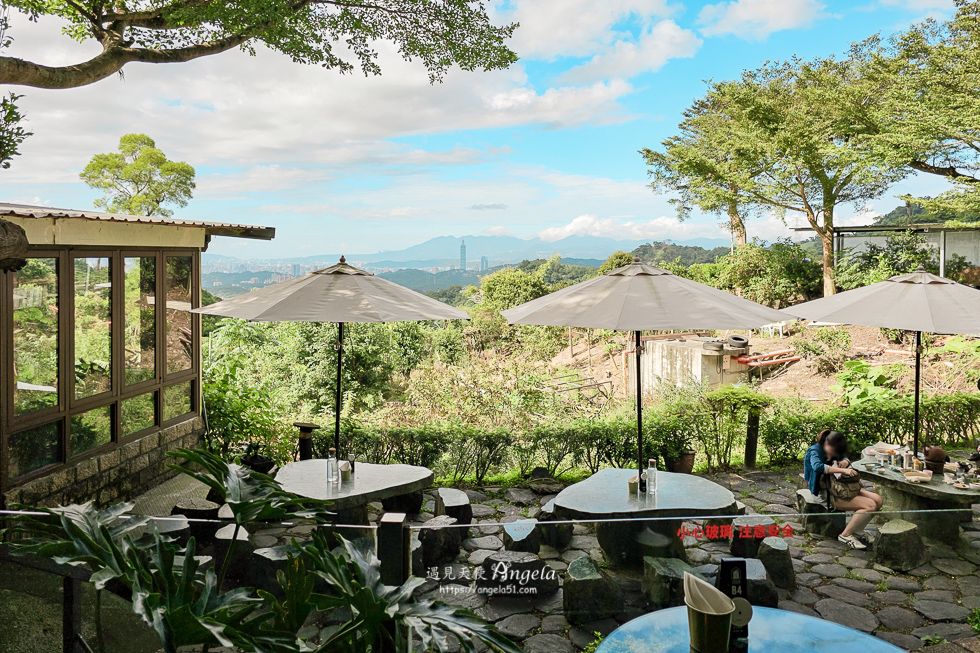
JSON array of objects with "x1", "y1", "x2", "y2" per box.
[{"x1": 686, "y1": 601, "x2": 734, "y2": 653}]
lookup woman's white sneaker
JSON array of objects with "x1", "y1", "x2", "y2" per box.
[{"x1": 838, "y1": 534, "x2": 867, "y2": 550}]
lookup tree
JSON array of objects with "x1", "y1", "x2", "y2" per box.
[
  {"x1": 666, "y1": 58, "x2": 906, "y2": 295},
  {"x1": 599, "y1": 251, "x2": 634, "y2": 274},
  {"x1": 2, "y1": 1, "x2": 517, "y2": 90},
  {"x1": 851, "y1": 2, "x2": 980, "y2": 213},
  {"x1": 80, "y1": 134, "x2": 195, "y2": 217},
  {"x1": 642, "y1": 95, "x2": 762, "y2": 248},
  {"x1": 0, "y1": 9, "x2": 30, "y2": 168}
]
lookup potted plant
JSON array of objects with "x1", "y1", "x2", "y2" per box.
[
  {"x1": 240, "y1": 442, "x2": 276, "y2": 474},
  {"x1": 650, "y1": 413, "x2": 697, "y2": 474}
]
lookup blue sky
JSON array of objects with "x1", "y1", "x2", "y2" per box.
[{"x1": 1, "y1": 0, "x2": 959, "y2": 258}]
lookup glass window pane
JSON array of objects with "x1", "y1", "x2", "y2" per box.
[
  {"x1": 164, "y1": 382, "x2": 193, "y2": 421},
  {"x1": 13, "y1": 257, "x2": 59, "y2": 415},
  {"x1": 166, "y1": 256, "x2": 194, "y2": 374},
  {"x1": 9, "y1": 422, "x2": 61, "y2": 478},
  {"x1": 70, "y1": 405, "x2": 112, "y2": 456},
  {"x1": 122, "y1": 392, "x2": 156, "y2": 436},
  {"x1": 125, "y1": 257, "x2": 155, "y2": 384},
  {"x1": 74, "y1": 257, "x2": 112, "y2": 398}
]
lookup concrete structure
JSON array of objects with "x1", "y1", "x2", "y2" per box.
[
  {"x1": 0, "y1": 203, "x2": 274, "y2": 508},
  {"x1": 626, "y1": 336, "x2": 752, "y2": 393}
]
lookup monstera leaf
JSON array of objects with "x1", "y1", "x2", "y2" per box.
[
  {"x1": 5, "y1": 501, "x2": 149, "y2": 590},
  {"x1": 300, "y1": 533, "x2": 522, "y2": 653}
]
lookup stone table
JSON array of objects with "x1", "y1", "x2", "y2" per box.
[
  {"x1": 595, "y1": 606, "x2": 904, "y2": 652},
  {"x1": 552, "y1": 468, "x2": 737, "y2": 566},
  {"x1": 855, "y1": 458, "x2": 980, "y2": 544},
  {"x1": 276, "y1": 461, "x2": 433, "y2": 523}
]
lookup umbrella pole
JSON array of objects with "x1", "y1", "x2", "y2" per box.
[
  {"x1": 914, "y1": 330, "x2": 921, "y2": 457},
  {"x1": 335, "y1": 322, "x2": 345, "y2": 455},
  {"x1": 635, "y1": 330, "x2": 644, "y2": 491}
]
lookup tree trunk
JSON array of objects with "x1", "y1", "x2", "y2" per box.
[
  {"x1": 818, "y1": 226, "x2": 836, "y2": 296},
  {"x1": 728, "y1": 201, "x2": 747, "y2": 248}
]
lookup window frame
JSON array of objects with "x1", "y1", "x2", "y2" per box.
[{"x1": 1, "y1": 247, "x2": 201, "y2": 491}]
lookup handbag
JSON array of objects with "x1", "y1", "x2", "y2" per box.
[{"x1": 828, "y1": 471, "x2": 862, "y2": 505}]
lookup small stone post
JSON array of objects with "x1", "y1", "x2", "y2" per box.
[{"x1": 293, "y1": 422, "x2": 320, "y2": 461}]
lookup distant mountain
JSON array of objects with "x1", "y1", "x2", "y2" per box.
[{"x1": 202, "y1": 234, "x2": 730, "y2": 270}]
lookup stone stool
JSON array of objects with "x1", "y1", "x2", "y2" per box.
[
  {"x1": 563, "y1": 557, "x2": 623, "y2": 625},
  {"x1": 730, "y1": 516, "x2": 776, "y2": 558},
  {"x1": 171, "y1": 497, "x2": 220, "y2": 545},
  {"x1": 435, "y1": 487, "x2": 473, "y2": 525},
  {"x1": 796, "y1": 489, "x2": 846, "y2": 538},
  {"x1": 757, "y1": 536, "x2": 795, "y2": 589},
  {"x1": 503, "y1": 518, "x2": 541, "y2": 554},
  {"x1": 538, "y1": 499, "x2": 573, "y2": 549},
  {"x1": 419, "y1": 515, "x2": 462, "y2": 567},
  {"x1": 873, "y1": 519, "x2": 925, "y2": 572},
  {"x1": 643, "y1": 557, "x2": 703, "y2": 610}
]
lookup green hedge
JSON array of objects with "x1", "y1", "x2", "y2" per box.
[{"x1": 310, "y1": 391, "x2": 980, "y2": 480}]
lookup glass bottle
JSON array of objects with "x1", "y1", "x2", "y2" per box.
[
  {"x1": 646, "y1": 458, "x2": 658, "y2": 496},
  {"x1": 327, "y1": 447, "x2": 339, "y2": 484}
]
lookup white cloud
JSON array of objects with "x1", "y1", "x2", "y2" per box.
[
  {"x1": 698, "y1": 0, "x2": 827, "y2": 40},
  {"x1": 3, "y1": 13, "x2": 637, "y2": 189},
  {"x1": 560, "y1": 20, "x2": 702, "y2": 83},
  {"x1": 484, "y1": 226, "x2": 513, "y2": 236},
  {"x1": 879, "y1": 0, "x2": 954, "y2": 9},
  {"x1": 491, "y1": 0, "x2": 676, "y2": 60},
  {"x1": 536, "y1": 214, "x2": 724, "y2": 242}
]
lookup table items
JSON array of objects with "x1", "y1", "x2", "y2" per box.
[
  {"x1": 646, "y1": 459, "x2": 658, "y2": 496},
  {"x1": 339, "y1": 460, "x2": 351, "y2": 482},
  {"x1": 326, "y1": 447, "x2": 339, "y2": 484},
  {"x1": 684, "y1": 573, "x2": 735, "y2": 653},
  {"x1": 628, "y1": 475, "x2": 639, "y2": 494}
]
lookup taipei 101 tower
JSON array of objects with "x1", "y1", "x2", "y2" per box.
[{"x1": 460, "y1": 239, "x2": 466, "y2": 270}]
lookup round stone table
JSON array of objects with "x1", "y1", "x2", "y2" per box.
[
  {"x1": 596, "y1": 606, "x2": 903, "y2": 652},
  {"x1": 552, "y1": 468, "x2": 738, "y2": 566},
  {"x1": 276, "y1": 460, "x2": 433, "y2": 523}
]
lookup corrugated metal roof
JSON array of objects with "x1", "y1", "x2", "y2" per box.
[{"x1": 0, "y1": 202, "x2": 276, "y2": 240}]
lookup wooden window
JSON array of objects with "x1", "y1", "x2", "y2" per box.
[{"x1": 1, "y1": 248, "x2": 200, "y2": 490}]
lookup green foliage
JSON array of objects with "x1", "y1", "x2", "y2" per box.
[
  {"x1": 426, "y1": 284, "x2": 467, "y2": 307},
  {"x1": 599, "y1": 251, "x2": 634, "y2": 274},
  {"x1": 6, "y1": 0, "x2": 517, "y2": 90},
  {"x1": 519, "y1": 254, "x2": 599, "y2": 286},
  {"x1": 761, "y1": 397, "x2": 822, "y2": 464},
  {"x1": 632, "y1": 241, "x2": 730, "y2": 266},
  {"x1": 0, "y1": 91, "x2": 30, "y2": 169},
  {"x1": 697, "y1": 386, "x2": 772, "y2": 471},
  {"x1": 830, "y1": 361, "x2": 899, "y2": 405},
  {"x1": 969, "y1": 608, "x2": 980, "y2": 634},
  {"x1": 836, "y1": 230, "x2": 970, "y2": 289},
  {"x1": 715, "y1": 239, "x2": 821, "y2": 308},
  {"x1": 80, "y1": 134, "x2": 195, "y2": 217},
  {"x1": 791, "y1": 327, "x2": 852, "y2": 373},
  {"x1": 4, "y1": 464, "x2": 517, "y2": 653},
  {"x1": 302, "y1": 534, "x2": 521, "y2": 653},
  {"x1": 580, "y1": 632, "x2": 605, "y2": 653}
]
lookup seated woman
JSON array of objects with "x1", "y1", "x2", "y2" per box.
[{"x1": 804, "y1": 429, "x2": 883, "y2": 550}]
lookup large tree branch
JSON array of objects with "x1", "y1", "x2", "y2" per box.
[
  {"x1": 908, "y1": 159, "x2": 980, "y2": 183},
  {"x1": 0, "y1": 34, "x2": 249, "y2": 88}
]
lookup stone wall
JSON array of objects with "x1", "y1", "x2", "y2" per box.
[{"x1": 3, "y1": 415, "x2": 204, "y2": 508}]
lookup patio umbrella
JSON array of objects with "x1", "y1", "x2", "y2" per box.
[
  {"x1": 782, "y1": 266, "x2": 980, "y2": 455},
  {"x1": 193, "y1": 256, "x2": 467, "y2": 454},
  {"x1": 500, "y1": 257, "x2": 787, "y2": 486}
]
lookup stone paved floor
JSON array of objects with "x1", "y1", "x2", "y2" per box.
[{"x1": 126, "y1": 466, "x2": 980, "y2": 652}]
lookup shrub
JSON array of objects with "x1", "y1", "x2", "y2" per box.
[
  {"x1": 697, "y1": 386, "x2": 772, "y2": 471},
  {"x1": 761, "y1": 397, "x2": 822, "y2": 464},
  {"x1": 830, "y1": 360, "x2": 899, "y2": 405},
  {"x1": 792, "y1": 327, "x2": 852, "y2": 373}
]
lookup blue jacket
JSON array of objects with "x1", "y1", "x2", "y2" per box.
[{"x1": 803, "y1": 443, "x2": 828, "y2": 496}]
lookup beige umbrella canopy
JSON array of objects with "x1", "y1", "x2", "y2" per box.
[
  {"x1": 783, "y1": 266, "x2": 980, "y2": 454},
  {"x1": 194, "y1": 257, "x2": 468, "y2": 453},
  {"x1": 501, "y1": 258, "x2": 787, "y2": 486}
]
